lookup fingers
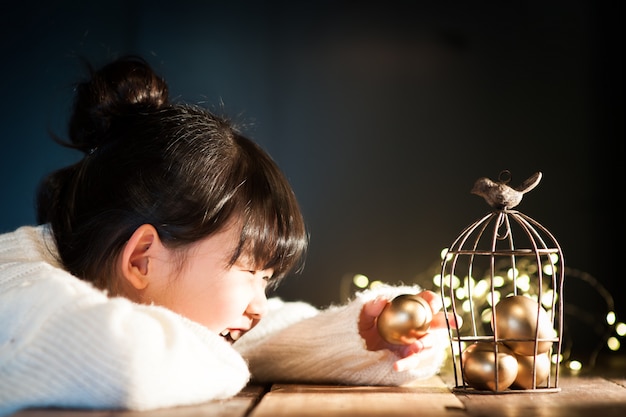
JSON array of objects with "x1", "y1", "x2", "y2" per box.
[
  {"x1": 358, "y1": 298, "x2": 389, "y2": 337},
  {"x1": 392, "y1": 332, "x2": 441, "y2": 372},
  {"x1": 363, "y1": 297, "x2": 389, "y2": 318},
  {"x1": 417, "y1": 332, "x2": 437, "y2": 350},
  {"x1": 450, "y1": 312, "x2": 463, "y2": 329},
  {"x1": 429, "y1": 311, "x2": 463, "y2": 330},
  {"x1": 417, "y1": 290, "x2": 443, "y2": 314}
]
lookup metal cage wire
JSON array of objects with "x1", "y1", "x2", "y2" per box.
[{"x1": 440, "y1": 207, "x2": 565, "y2": 393}]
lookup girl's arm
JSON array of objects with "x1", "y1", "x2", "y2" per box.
[
  {"x1": 0, "y1": 261, "x2": 249, "y2": 414},
  {"x1": 235, "y1": 285, "x2": 450, "y2": 386}
]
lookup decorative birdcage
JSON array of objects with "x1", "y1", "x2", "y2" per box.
[{"x1": 440, "y1": 171, "x2": 564, "y2": 393}]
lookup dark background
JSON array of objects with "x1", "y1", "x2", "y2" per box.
[{"x1": 1, "y1": 1, "x2": 623, "y2": 364}]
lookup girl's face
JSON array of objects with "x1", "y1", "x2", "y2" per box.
[{"x1": 143, "y1": 223, "x2": 272, "y2": 344}]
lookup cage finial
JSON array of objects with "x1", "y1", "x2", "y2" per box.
[{"x1": 471, "y1": 170, "x2": 542, "y2": 210}]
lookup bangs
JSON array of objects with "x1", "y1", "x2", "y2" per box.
[
  {"x1": 238, "y1": 209, "x2": 307, "y2": 287},
  {"x1": 226, "y1": 135, "x2": 307, "y2": 285}
]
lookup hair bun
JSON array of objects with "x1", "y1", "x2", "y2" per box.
[{"x1": 68, "y1": 55, "x2": 169, "y2": 153}]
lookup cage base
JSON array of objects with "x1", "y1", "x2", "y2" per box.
[{"x1": 452, "y1": 386, "x2": 561, "y2": 395}]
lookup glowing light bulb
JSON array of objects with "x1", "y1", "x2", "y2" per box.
[
  {"x1": 370, "y1": 280, "x2": 384, "y2": 289},
  {"x1": 491, "y1": 275, "x2": 504, "y2": 288},
  {"x1": 487, "y1": 291, "x2": 501, "y2": 306},
  {"x1": 481, "y1": 308, "x2": 492, "y2": 323},
  {"x1": 473, "y1": 279, "x2": 489, "y2": 297},
  {"x1": 439, "y1": 274, "x2": 460, "y2": 289},
  {"x1": 451, "y1": 274, "x2": 461, "y2": 289},
  {"x1": 516, "y1": 275, "x2": 531, "y2": 292},
  {"x1": 352, "y1": 274, "x2": 369, "y2": 289},
  {"x1": 615, "y1": 322, "x2": 626, "y2": 336},
  {"x1": 606, "y1": 312, "x2": 616, "y2": 325},
  {"x1": 433, "y1": 274, "x2": 442, "y2": 288},
  {"x1": 440, "y1": 274, "x2": 450, "y2": 288},
  {"x1": 543, "y1": 264, "x2": 555, "y2": 276},
  {"x1": 551, "y1": 353, "x2": 563, "y2": 364},
  {"x1": 456, "y1": 287, "x2": 467, "y2": 300},
  {"x1": 607, "y1": 337, "x2": 620, "y2": 351},
  {"x1": 568, "y1": 361, "x2": 582, "y2": 372}
]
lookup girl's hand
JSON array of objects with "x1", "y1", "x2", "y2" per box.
[{"x1": 358, "y1": 290, "x2": 461, "y2": 372}]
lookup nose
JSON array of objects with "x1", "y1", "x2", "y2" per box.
[{"x1": 246, "y1": 273, "x2": 269, "y2": 320}]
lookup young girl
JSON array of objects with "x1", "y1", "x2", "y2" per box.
[{"x1": 0, "y1": 56, "x2": 454, "y2": 416}]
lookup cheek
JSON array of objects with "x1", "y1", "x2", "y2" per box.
[
  {"x1": 205, "y1": 291, "x2": 245, "y2": 324},
  {"x1": 177, "y1": 278, "x2": 253, "y2": 332},
  {"x1": 214, "y1": 279, "x2": 254, "y2": 312}
]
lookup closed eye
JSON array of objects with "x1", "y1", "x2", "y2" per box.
[{"x1": 246, "y1": 270, "x2": 273, "y2": 281}]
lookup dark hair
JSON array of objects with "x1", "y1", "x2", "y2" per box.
[{"x1": 37, "y1": 55, "x2": 307, "y2": 292}]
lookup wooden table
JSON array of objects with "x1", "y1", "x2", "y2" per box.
[{"x1": 11, "y1": 364, "x2": 626, "y2": 417}]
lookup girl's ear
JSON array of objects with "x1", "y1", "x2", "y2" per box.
[{"x1": 119, "y1": 224, "x2": 162, "y2": 290}]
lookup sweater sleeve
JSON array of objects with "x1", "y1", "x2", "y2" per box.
[
  {"x1": 235, "y1": 284, "x2": 450, "y2": 386},
  {"x1": 0, "y1": 229, "x2": 249, "y2": 415}
]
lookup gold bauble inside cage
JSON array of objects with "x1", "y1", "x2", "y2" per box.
[{"x1": 440, "y1": 171, "x2": 564, "y2": 394}]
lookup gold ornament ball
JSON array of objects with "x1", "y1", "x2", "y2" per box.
[
  {"x1": 377, "y1": 294, "x2": 433, "y2": 345},
  {"x1": 461, "y1": 342, "x2": 518, "y2": 391},
  {"x1": 512, "y1": 352, "x2": 551, "y2": 389},
  {"x1": 494, "y1": 295, "x2": 554, "y2": 356}
]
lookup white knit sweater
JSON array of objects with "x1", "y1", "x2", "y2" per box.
[{"x1": 0, "y1": 226, "x2": 447, "y2": 416}]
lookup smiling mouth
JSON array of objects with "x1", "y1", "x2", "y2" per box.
[{"x1": 220, "y1": 329, "x2": 243, "y2": 344}]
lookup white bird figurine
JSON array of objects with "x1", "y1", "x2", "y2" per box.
[{"x1": 471, "y1": 171, "x2": 542, "y2": 210}]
